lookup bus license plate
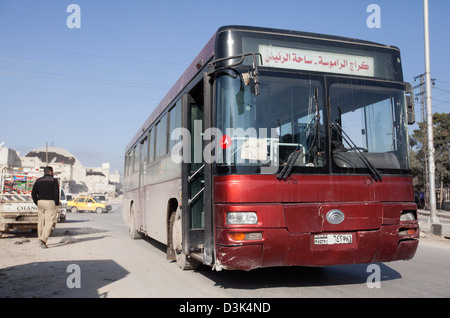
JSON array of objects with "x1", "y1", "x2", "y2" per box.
[{"x1": 314, "y1": 234, "x2": 352, "y2": 245}]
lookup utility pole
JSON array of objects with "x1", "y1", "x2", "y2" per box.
[
  {"x1": 45, "y1": 142, "x2": 49, "y2": 166},
  {"x1": 413, "y1": 74, "x2": 435, "y2": 210},
  {"x1": 423, "y1": 0, "x2": 439, "y2": 224}
]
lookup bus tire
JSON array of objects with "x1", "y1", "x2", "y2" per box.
[
  {"x1": 170, "y1": 208, "x2": 200, "y2": 270},
  {"x1": 129, "y1": 204, "x2": 143, "y2": 240}
]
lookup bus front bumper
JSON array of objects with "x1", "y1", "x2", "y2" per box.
[{"x1": 214, "y1": 226, "x2": 419, "y2": 271}]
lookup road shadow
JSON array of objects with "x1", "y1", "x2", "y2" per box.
[
  {"x1": 137, "y1": 233, "x2": 402, "y2": 290},
  {"x1": 51, "y1": 227, "x2": 109, "y2": 237},
  {"x1": 47, "y1": 226, "x2": 111, "y2": 247},
  {"x1": 196, "y1": 263, "x2": 401, "y2": 289},
  {"x1": 143, "y1": 236, "x2": 167, "y2": 253},
  {"x1": 0, "y1": 219, "x2": 93, "y2": 239},
  {"x1": 61, "y1": 219, "x2": 90, "y2": 224},
  {"x1": 1, "y1": 225, "x2": 110, "y2": 249},
  {"x1": 0, "y1": 259, "x2": 129, "y2": 298},
  {"x1": 49, "y1": 235, "x2": 110, "y2": 248}
]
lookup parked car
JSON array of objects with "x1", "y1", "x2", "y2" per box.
[
  {"x1": 90, "y1": 193, "x2": 107, "y2": 204},
  {"x1": 67, "y1": 196, "x2": 112, "y2": 214}
]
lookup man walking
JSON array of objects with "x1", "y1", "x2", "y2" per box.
[{"x1": 31, "y1": 166, "x2": 60, "y2": 248}]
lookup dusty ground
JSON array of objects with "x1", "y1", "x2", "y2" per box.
[
  {"x1": 0, "y1": 203, "x2": 133, "y2": 298},
  {"x1": 0, "y1": 202, "x2": 223, "y2": 299},
  {"x1": 0, "y1": 231, "x2": 121, "y2": 298}
]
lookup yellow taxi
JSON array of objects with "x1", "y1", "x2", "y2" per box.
[{"x1": 67, "y1": 196, "x2": 112, "y2": 214}]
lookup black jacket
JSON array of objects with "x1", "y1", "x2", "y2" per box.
[{"x1": 31, "y1": 174, "x2": 60, "y2": 206}]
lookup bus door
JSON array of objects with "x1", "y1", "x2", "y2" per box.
[
  {"x1": 181, "y1": 92, "x2": 205, "y2": 258},
  {"x1": 179, "y1": 73, "x2": 214, "y2": 268}
]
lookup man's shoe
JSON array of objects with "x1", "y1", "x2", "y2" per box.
[{"x1": 38, "y1": 240, "x2": 48, "y2": 248}]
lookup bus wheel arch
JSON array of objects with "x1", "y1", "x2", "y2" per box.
[{"x1": 166, "y1": 199, "x2": 178, "y2": 261}]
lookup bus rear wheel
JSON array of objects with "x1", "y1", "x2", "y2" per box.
[{"x1": 170, "y1": 208, "x2": 200, "y2": 270}]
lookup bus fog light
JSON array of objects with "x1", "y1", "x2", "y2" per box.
[
  {"x1": 228, "y1": 232, "x2": 262, "y2": 241},
  {"x1": 399, "y1": 228, "x2": 416, "y2": 235},
  {"x1": 226, "y1": 212, "x2": 258, "y2": 225}
]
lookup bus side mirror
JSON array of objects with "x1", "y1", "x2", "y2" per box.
[
  {"x1": 208, "y1": 52, "x2": 262, "y2": 96},
  {"x1": 242, "y1": 70, "x2": 260, "y2": 96},
  {"x1": 405, "y1": 83, "x2": 415, "y2": 125}
]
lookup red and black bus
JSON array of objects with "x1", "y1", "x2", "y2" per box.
[{"x1": 123, "y1": 25, "x2": 418, "y2": 271}]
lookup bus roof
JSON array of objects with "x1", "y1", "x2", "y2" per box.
[
  {"x1": 216, "y1": 25, "x2": 399, "y2": 50},
  {"x1": 125, "y1": 25, "x2": 400, "y2": 153}
]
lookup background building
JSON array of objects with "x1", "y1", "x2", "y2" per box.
[{"x1": 0, "y1": 145, "x2": 121, "y2": 198}]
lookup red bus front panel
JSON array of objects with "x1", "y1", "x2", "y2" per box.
[{"x1": 214, "y1": 175, "x2": 419, "y2": 271}]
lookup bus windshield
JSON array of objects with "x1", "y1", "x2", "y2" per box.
[
  {"x1": 329, "y1": 79, "x2": 410, "y2": 172},
  {"x1": 215, "y1": 73, "x2": 410, "y2": 175},
  {"x1": 216, "y1": 72, "x2": 326, "y2": 174}
]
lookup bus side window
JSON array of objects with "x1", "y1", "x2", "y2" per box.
[
  {"x1": 169, "y1": 99, "x2": 182, "y2": 149},
  {"x1": 133, "y1": 146, "x2": 139, "y2": 172},
  {"x1": 156, "y1": 114, "x2": 168, "y2": 158},
  {"x1": 141, "y1": 137, "x2": 148, "y2": 167},
  {"x1": 149, "y1": 128, "x2": 155, "y2": 163},
  {"x1": 129, "y1": 149, "x2": 134, "y2": 175},
  {"x1": 129, "y1": 151, "x2": 133, "y2": 175}
]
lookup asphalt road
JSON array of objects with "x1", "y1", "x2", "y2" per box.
[{"x1": 1, "y1": 200, "x2": 450, "y2": 301}]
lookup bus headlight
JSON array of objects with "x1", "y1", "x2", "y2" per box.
[
  {"x1": 400, "y1": 211, "x2": 416, "y2": 222},
  {"x1": 226, "y1": 212, "x2": 258, "y2": 225}
]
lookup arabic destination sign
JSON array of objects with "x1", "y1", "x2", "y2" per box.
[{"x1": 259, "y1": 45, "x2": 375, "y2": 77}]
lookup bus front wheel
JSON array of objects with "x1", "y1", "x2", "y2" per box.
[{"x1": 170, "y1": 208, "x2": 200, "y2": 270}]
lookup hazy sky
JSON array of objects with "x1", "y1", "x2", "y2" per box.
[{"x1": 0, "y1": 0, "x2": 449, "y2": 173}]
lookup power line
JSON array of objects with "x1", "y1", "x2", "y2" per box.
[
  {"x1": 0, "y1": 56, "x2": 56, "y2": 66},
  {"x1": 0, "y1": 68, "x2": 171, "y2": 90},
  {"x1": 433, "y1": 86, "x2": 450, "y2": 95},
  {"x1": 0, "y1": 82, "x2": 159, "y2": 101},
  {"x1": 434, "y1": 80, "x2": 450, "y2": 86},
  {"x1": 431, "y1": 87, "x2": 450, "y2": 111},
  {"x1": 0, "y1": 55, "x2": 175, "y2": 78},
  {"x1": 0, "y1": 43, "x2": 187, "y2": 66}
]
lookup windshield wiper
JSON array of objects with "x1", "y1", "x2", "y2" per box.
[
  {"x1": 277, "y1": 88, "x2": 321, "y2": 181},
  {"x1": 330, "y1": 122, "x2": 382, "y2": 182}
]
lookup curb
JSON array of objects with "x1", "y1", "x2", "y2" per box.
[
  {"x1": 419, "y1": 220, "x2": 450, "y2": 238},
  {"x1": 418, "y1": 209, "x2": 450, "y2": 219}
]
